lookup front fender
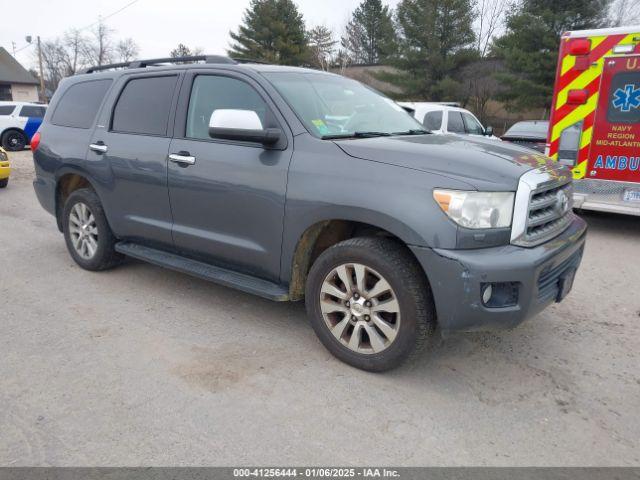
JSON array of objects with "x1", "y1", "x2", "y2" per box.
[{"x1": 280, "y1": 135, "x2": 472, "y2": 284}]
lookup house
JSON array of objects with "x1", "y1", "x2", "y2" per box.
[{"x1": 0, "y1": 47, "x2": 39, "y2": 102}]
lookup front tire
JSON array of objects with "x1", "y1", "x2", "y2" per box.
[
  {"x1": 1, "y1": 130, "x2": 26, "y2": 151},
  {"x1": 63, "y1": 188, "x2": 122, "y2": 271},
  {"x1": 305, "y1": 237, "x2": 436, "y2": 372}
]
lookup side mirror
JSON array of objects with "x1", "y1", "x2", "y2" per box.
[
  {"x1": 484, "y1": 125, "x2": 494, "y2": 136},
  {"x1": 208, "y1": 109, "x2": 281, "y2": 145}
]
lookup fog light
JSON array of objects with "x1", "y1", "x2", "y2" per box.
[
  {"x1": 481, "y1": 282, "x2": 519, "y2": 308},
  {"x1": 482, "y1": 284, "x2": 493, "y2": 304}
]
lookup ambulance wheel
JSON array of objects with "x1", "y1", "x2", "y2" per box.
[{"x1": 1, "y1": 130, "x2": 26, "y2": 151}]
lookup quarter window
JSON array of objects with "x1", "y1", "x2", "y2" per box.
[
  {"x1": 51, "y1": 79, "x2": 112, "y2": 129},
  {"x1": 447, "y1": 111, "x2": 465, "y2": 133},
  {"x1": 186, "y1": 75, "x2": 269, "y2": 140},
  {"x1": 112, "y1": 76, "x2": 178, "y2": 136}
]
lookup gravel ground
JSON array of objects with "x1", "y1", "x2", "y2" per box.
[{"x1": 1, "y1": 150, "x2": 639, "y2": 466}]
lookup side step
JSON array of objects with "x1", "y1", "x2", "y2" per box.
[{"x1": 115, "y1": 242, "x2": 289, "y2": 301}]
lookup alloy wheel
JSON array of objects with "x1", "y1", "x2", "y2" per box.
[
  {"x1": 69, "y1": 202, "x2": 99, "y2": 260},
  {"x1": 319, "y1": 263, "x2": 401, "y2": 354}
]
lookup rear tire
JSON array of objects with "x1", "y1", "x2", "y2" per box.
[
  {"x1": 305, "y1": 236, "x2": 436, "y2": 372},
  {"x1": 0, "y1": 178, "x2": 7, "y2": 188},
  {"x1": 62, "y1": 188, "x2": 122, "y2": 271},
  {"x1": 1, "y1": 130, "x2": 26, "y2": 151}
]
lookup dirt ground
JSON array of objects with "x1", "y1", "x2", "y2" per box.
[{"x1": 1, "y1": 149, "x2": 638, "y2": 466}]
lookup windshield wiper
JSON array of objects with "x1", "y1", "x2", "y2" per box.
[
  {"x1": 391, "y1": 129, "x2": 431, "y2": 136},
  {"x1": 321, "y1": 131, "x2": 393, "y2": 140}
]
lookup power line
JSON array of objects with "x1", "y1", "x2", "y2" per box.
[
  {"x1": 11, "y1": 0, "x2": 142, "y2": 55},
  {"x1": 79, "y1": 0, "x2": 142, "y2": 32}
]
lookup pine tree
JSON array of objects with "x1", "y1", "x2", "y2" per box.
[
  {"x1": 493, "y1": 0, "x2": 610, "y2": 110},
  {"x1": 386, "y1": 0, "x2": 477, "y2": 99},
  {"x1": 308, "y1": 25, "x2": 337, "y2": 70},
  {"x1": 341, "y1": 0, "x2": 397, "y2": 64},
  {"x1": 228, "y1": 0, "x2": 309, "y2": 65}
]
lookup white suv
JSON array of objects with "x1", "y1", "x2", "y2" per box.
[
  {"x1": 0, "y1": 101, "x2": 47, "y2": 151},
  {"x1": 398, "y1": 102, "x2": 499, "y2": 140}
]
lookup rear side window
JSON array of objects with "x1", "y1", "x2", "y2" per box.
[
  {"x1": 447, "y1": 111, "x2": 465, "y2": 133},
  {"x1": 423, "y1": 110, "x2": 442, "y2": 130},
  {"x1": 20, "y1": 105, "x2": 46, "y2": 118},
  {"x1": 112, "y1": 76, "x2": 177, "y2": 136},
  {"x1": 0, "y1": 105, "x2": 15, "y2": 115},
  {"x1": 51, "y1": 79, "x2": 112, "y2": 129}
]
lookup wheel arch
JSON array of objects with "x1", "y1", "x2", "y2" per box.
[
  {"x1": 285, "y1": 216, "x2": 428, "y2": 301},
  {"x1": 54, "y1": 168, "x2": 101, "y2": 232}
]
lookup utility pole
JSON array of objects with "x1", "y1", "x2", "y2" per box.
[{"x1": 37, "y1": 36, "x2": 46, "y2": 103}]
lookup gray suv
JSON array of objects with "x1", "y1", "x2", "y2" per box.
[{"x1": 32, "y1": 55, "x2": 586, "y2": 371}]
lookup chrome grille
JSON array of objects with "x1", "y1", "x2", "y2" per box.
[
  {"x1": 524, "y1": 181, "x2": 573, "y2": 245},
  {"x1": 511, "y1": 167, "x2": 574, "y2": 247}
]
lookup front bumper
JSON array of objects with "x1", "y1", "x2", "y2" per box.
[
  {"x1": 573, "y1": 178, "x2": 640, "y2": 216},
  {"x1": 409, "y1": 214, "x2": 587, "y2": 334}
]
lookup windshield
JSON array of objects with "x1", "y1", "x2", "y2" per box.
[{"x1": 263, "y1": 72, "x2": 425, "y2": 138}]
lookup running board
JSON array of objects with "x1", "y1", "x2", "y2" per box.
[{"x1": 115, "y1": 242, "x2": 289, "y2": 301}]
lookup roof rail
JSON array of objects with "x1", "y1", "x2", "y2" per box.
[{"x1": 79, "y1": 55, "x2": 240, "y2": 74}]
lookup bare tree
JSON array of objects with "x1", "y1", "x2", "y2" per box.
[
  {"x1": 474, "y1": 0, "x2": 508, "y2": 56},
  {"x1": 460, "y1": 58, "x2": 504, "y2": 123},
  {"x1": 116, "y1": 38, "x2": 139, "y2": 62},
  {"x1": 82, "y1": 20, "x2": 115, "y2": 66},
  {"x1": 37, "y1": 23, "x2": 137, "y2": 94},
  {"x1": 608, "y1": 0, "x2": 640, "y2": 26},
  {"x1": 63, "y1": 29, "x2": 89, "y2": 73}
]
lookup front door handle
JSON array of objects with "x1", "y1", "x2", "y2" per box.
[
  {"x1": 89, "y1": 142, "x2": 108, "y2": 153},
  {"x1": 169, "y1": 152, "x2": 196, "y2": 166}
]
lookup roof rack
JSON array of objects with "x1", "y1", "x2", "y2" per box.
[{"x1": 79, "y1": 55, "x2": 267, "y2": 74}]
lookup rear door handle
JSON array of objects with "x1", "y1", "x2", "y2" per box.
[
  {"x1": 89, "y1": 142, "x2": 108, "y2": 153},
  {"x1": 169, "y1": 152, "x2": 196, "y2": 165}
]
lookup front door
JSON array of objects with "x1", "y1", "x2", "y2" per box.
[
  {"x1": 167, "y1": 71, "x2": 292, "y2": 282},
  {"x1": 587, "y1": 54, "x2": 640, "y2": 183}
]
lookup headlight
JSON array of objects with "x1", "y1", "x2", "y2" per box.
[
  {"x1": 0, "y1": 151, "x2": 7, "y2": 162},
  {"x1": 433, "y1": 190, "x2": 514, "y2": 229}
]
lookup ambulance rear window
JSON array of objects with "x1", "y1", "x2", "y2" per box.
[{"x1": 607, "y1": 72, "x2": 640, "y2": 124}]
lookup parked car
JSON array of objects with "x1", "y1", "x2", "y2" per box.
[
  {"x1": 0, "y1": 101, "x2": 47, "y2": 151},
  {"x1": 0, "y1": 147, "x2": 9, "y2": 188},
  {"x1": 501, "y1": 120, "x2": 549, "y2": 153},
  {"x1": 398, "y1": 102, "x2": 499, "y2": 140},
  {"x1": 32, "y1": 56, "x2": 586, "y2": 371}
]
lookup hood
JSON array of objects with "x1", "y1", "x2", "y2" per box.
[{"x1": 333, "y1": 134, "x2": 558, "y2": 191}]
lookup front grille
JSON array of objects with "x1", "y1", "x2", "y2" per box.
[
  {"x1": 523, "y1": 180, "x2": 573, "y2": 246},
  {"x1": 537, "y1": 246, "x2": 584, "y2": 299}
]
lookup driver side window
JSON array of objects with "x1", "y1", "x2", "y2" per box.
[
  {"x1": 186, "y1": 75, "x2": 269, "y2": 140},
  {"x1": 462, "y1": 113, "x2": 484, "y2": 135}
]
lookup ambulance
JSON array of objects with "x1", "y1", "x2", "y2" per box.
[{"x1": 547, "y1": 25, "x2": 640, "y2": 215}]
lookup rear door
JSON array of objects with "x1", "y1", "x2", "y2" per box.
[
  {"x1": 88, "y1": 72, "x2": 182, "y2": 247},
  {"x1": 587, "y1": 55, "x2": 640, "y2": 183}
]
